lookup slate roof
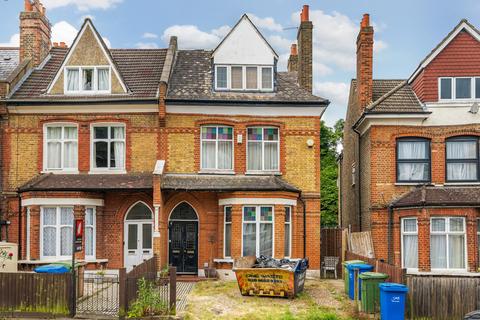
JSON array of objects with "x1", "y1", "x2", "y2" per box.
[
  {"x1": 351, "y1": 79, "x2": 426, "y2": 114},
  {"x1": 10, "y1": 47, "x2": 167, "y2": 101},
  {"x1": 18, "y1": 173, "x2": 300, "y2": 193},
  {"x1": 0, "y1": 48, "x2": 19, "y2": 81},
  {"x1": 166, "y1": 49, "x2": 328, "y2": 104},
  {"x1": 391, "y1": 185, "x2": 480, "y2": 208}
]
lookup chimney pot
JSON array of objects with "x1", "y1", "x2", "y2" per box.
[
  {"x1": 361, "y1": 14, "x2": 370, "y2": 28},
  {"x1": 301, "y1": 5, "x2": 310, "y2": 22},
  {"x1": 24, "y1": 0, "x2": 32, "y2": 11},
  {"x1": 60, "y1": 42, "x2": 66, "y2": 48},
  {"x1": 53, "y1": 42, "x2": 58, "y2": 47},
  {"x1": 290, "y1": 44, "x2": 298, "y2": 56}
]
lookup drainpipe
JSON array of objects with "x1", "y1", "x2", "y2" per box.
[
  {"x1": 18, "y1": 195, "x2": 22, "y2": 257},
  {"x1": 353, "y1": 127, "x2": 362, "y2": 231},
  {"x1": 299, "y1": 196, "x2": 307, "y2": 258},
  {"x1": 387, "y1": 204, "x2": 393, "y2": 264}
]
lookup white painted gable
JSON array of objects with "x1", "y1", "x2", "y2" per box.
[{"x1": 213, "y1": 15, "x2": 278, "y2": 65}]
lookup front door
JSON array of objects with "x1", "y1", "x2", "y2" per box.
[
  {"x1": 124, "y1": 222, "x2": 153, "y2": 271},
  {"x1": 169, "y1": 221, "x2": 198, "y2": 273}
]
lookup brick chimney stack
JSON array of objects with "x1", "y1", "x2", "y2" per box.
[
  {"x1": 20, "y1": 0, "x2": 51, "y2": 67},
  {"x1": 356, "y1": 14, "x2": 374, "y2": 109},
  {"x1": 297, "y1": 5, "x2": 313, "y2": 92},
  {"x1": 287, "y1": 44, "x2": 298, "y2": 72}
]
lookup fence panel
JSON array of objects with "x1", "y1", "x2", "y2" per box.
[
  {"x1": 0, "y1": 272, "x2": 71, "y2": 317},
  {"x1": 320, "y1": 228, "x2": 344, "y2": 277},
  {"x1": 345, "y1": 251, "x2": 406, "y2": 284}
]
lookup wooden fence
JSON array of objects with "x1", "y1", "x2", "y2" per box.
[
  {"x1": 345, "y1": 251, "x2": 406, "y2": 284},
  {"x1": 0, "y1": 272, "x2": 72, "y2": 317},
  {"x1": 407, "y1": 274, "x2": 480, "y2": 319},
  {"x1": 321, "y1": 228, "x2": 344, "y2": 277}
]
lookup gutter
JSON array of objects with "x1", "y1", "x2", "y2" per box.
[{"x1": 165, "y1": 98, "x2": 330, "y2": 107}]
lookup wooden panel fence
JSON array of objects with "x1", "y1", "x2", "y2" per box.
[
  {"x1": 407, "y1": 274, "x2": 480, "y2": 319},
  {"x1": 0, "y1": 272, "x2": 72, "y2": 317},
  {"x1": 320, "y1": 228, "x2": 344, "y2": 277},
  {"x1": 345, "y1": 251, "x2": 406, "y2": 284}
]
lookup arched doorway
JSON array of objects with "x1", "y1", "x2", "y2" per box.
[
  {"x1": 124, "y1": 201, "x2": 153, "y2": 271},
  {"x1": 169, "y1": 202, "x2": 198, "y2": 274}
]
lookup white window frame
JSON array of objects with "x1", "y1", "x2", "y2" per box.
[
  {"x1": 85, "y1": 207, "x2": 96, "y2": 261},
  {"x1": 90, "y1": 123, "x2": 126, "y2": 173},
  {"x1": 224, "y1": 206, "x2": 232, "y2": 258},
  {"x1": 64, "y1": 66, "x2": 111, "y2": 94},
  {"x1": 40, "y1": 206, "x2": 74, "y2": 261},
  {"x1": 438, "y1": 77, "x2": 480, "y2": 102},
  {"x1": 430, "y1": 217, "x2": 467, "y2": 271},
  {"x1": 200, "y1": 125, "x2": 234, "y2": 172},
  {"x1": 401, "y1": 217, "x2": 418, "y2": 270},
  {"x1": 214, "y1": 65, "x2": 274, "y2": 92},
  {"x1": 246, "y1": 126, "x2": 280, "y2": 173},
  {"x1": 241, "y1": 205, "x2": 275, "y2": 257},
  {"x1": 43, "y1": 123, "x2": 79, "y2": 173},
  {"x1": 284, "y1": 206, "x2": 292, "y2": 258}
]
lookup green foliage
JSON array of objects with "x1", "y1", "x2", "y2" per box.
[
  {"x1": 320, "y1": 119, "x2": 344, "y2": 227},
  {"x1": 127, "y1": 277, "x2": 169, "y2": 318}
]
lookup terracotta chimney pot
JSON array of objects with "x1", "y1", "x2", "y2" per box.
[
  {"x1": 24, "y1": 0, "x2": 32, "y2": 11},
  {"x1": 53, "y1": 42, "x2": 58, "y2": 47},
  {"x1": 361, "y1": 14, "x2": 370, "y2": 28},
  {"x1": 301, "y1": 5, "x2": 310, "y2": 22},
  {"x1": 60, "y1": 42, "x2": 66, "y2": 48},
  {"x1": 290, "y1": 44, "x2": 298, "y2": 56}
]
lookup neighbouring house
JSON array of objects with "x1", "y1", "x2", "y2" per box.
[
  {"x1": 340, "y1": 14, "x2": 480, "y2": 275},
  {"x1": 2, "y1": 1, "x2": 328, "y2": 277}
]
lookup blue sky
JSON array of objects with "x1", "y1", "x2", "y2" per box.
[{"x1": 1, "y1": 0, "x2": 480, "y2": 126}]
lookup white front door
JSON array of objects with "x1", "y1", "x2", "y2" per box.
[{"x1": 124, "y1": 221, "x2": 153, "y2": 271}]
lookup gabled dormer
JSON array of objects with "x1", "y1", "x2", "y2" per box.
[
  {"x1": 211, "y1": 14, "x2": 278, "y2": 92},
  {"x1": 47, "y1": 19, "x2": 128, "y2": 96},
  {"x1": 409, "y1": 19, "x2": 480, "y2": 104}
]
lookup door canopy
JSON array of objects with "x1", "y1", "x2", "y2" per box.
[
  {"x1": 170, "y1": 202, "x2": 198, "y2": 221},
  {"x1": 126, "y1": 202, "x2": 152, "y2": 220}
]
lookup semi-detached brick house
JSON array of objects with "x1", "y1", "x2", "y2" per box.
[
  {"x1": 1, "y1": 1, "x2": 328, "y2": 277},
  {"x1": 341, "y1": 14, "x2": 480, "y2": 275}
]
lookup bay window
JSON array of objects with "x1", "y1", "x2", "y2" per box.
[
  {"x1": 446, "y1": 136, "x2": 479, "y2": 182},
  {"x1": 396, "y1": 138, "x2": 430, "y2": 182},
  {"x1": 44, "y1": 124, "x2": 78, "y2": 171},
  {"x1": 201, "y1": 126, "x2": 233, "y2": 171},
  {"x1": 65, "y1": 66, "x2": 110, "y2": 93},
  {"x1": 242, "y1": 206, "x2": 274, "y2": 257},
  {"x1": 430, "y1": 217, "x2": 466, "y2": 269},
  {"x1": 247, "y1": 127, "x2": 279, "y2": 172},
  {"x1": 92, "y1": 124, "x2": 125, "y2": 170},
  {"x1": 284, "y1": 206, "x2": 291, "y2": 258},
  {"x1": 224, "y1": 206, "x2": 232, "y2": 258},
  {"x1": 439, "y1": 77, "x2": 480, "y2": 101},
  {"x1": 41, "y1": 207, "x2": 74, "y2": 260},
  {"x1": 401, "y1": 218, "x2": 418, "y2": 269}
]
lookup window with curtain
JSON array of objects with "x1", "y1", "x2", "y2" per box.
[
  {"x1": 65, "y1": 67, "x2": 110, "y2": 93},
  {"x1": 201, "y1": 126, "x2": 233, "y2": 171},
  {"x1": 242, "y1": 206, "x2": 274, "y2": 257},
  {"x1": 430, "y1": 217, "x2": 466, "y2": 269},
  {"x1": 45, "y1": 125, "x2": 78, "y2": 171},
  {"x1": 85, "y1": 207, "x2": 96, "y2": 259},
  {"x1": 231, "y1": 66, "x2": 243, "y2": 89},
  {"x1": 247, "y1": 127, "x2": 279, "y2": 172},
  {"x1": 41, "y1": 207, "x2": 74, "y2": 259},
  {"x1": 446, "y1": 137, "x2": 479, "y2": 182},
  {"x1": 214, "y1": 65, "x2": 273, "y2": 91},
  {"x1": 401, "y1": 218, "x2": 418, "y2": 269},
  {"x1": 396, "y1": 138, "x2": 430, "y2": 182},
  {"x1": 216, "y1": 66, "x2": 228, "y2": 89},
  {"x1": 224, "y1": 206, "x2": 232, "y2": 258},
  {"x1": 261, "y1": 67, "x2": 273, "y2": 89},
  {"x1": 92, "y1": 124, "x2": 125, "y2": 170},
  {"x1": 246, "y1": 67, "x2": 258, "y2": 89},
  {"x1": 284, "y1": 206, "x2": 291, "y2": 257}
]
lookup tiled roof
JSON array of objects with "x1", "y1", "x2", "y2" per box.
[
  {"x1": 0, "y1": 48, "x2": 19, "y2": 81},
  {"x1": 19, "y1": 173, "x2": 300, "y2": 193},
  {"x1": 167, "y1": 50, "x2": 327, "y2": 104},
  {"x1": 391, "y1": 185, "x2": 480, "y2": 208},
  {"x1": 10, "y1": 47, "x2": 167, "y2": 101},
  {"x1": 351, "y1": 79, "x2": 426, "y2": 114}
]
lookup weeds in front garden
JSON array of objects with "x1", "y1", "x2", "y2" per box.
[{"x1": 127, "y1": 278, "x2": 170, "y2": 318}]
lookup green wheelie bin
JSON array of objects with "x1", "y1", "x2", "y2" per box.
[
  {"x1": 358, "y1": 272, "x2": 388, "y2": 313},
  {"x1": 342, "y1": 260, "x2": 364, "y2": 294}
]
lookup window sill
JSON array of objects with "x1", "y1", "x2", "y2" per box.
[
  {"x1": 394, "y1": 182, "x2": 430, "y2": 186},
  {"x1": 198, "y1": 170, "x2": 235, "y2": 175},
  {"x1": 214, "y1": 258, "x2": 234, "y2": 263},
  {"x1": 88, "y1": 170, "x2": 127, "y2": 174},
  {"x1": 444, "y1": 182, "x2": 480, "y2": 186},
  {"x1": 42, "y1": 170, "x2": 79, "y2": 175},
  {"x1": 245, "y1": 171, "x2": 282, "y2": 176},
  {"x1": 407, "y1": 269, "x2": 478, "y2": 276}
]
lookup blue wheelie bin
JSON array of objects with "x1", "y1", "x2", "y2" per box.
[
  {"x1": 347, "y1": 263, "x2": 373, "y2": 300},
  {"x1": 379, "y1": 283, "x2": 408, "y2": 320}
]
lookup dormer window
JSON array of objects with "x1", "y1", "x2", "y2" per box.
[
  {"x1": 65, "y1": 67, "x2": 110, "y2": 94},
  {"x1": 215, "y1": 65, "x2": 273, "y2": 92},
  {"x1": 439, "y1": 77, "x2": 480, "y2": 101}
]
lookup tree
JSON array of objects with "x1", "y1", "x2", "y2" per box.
[{"x1": 320, "y1": 119, "x2": 344, "y2": 227}]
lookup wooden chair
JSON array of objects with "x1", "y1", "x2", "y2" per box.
[{"x1": 322, "y1": 256, "x2": 339, "y2": 279}]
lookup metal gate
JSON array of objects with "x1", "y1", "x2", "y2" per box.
[{"x1": 76, "y1": 273, "x2": 119, "y2": 317}]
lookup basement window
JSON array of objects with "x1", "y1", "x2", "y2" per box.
[
  {"x1": 214, "y1": 65, "x2": 274, "y2": 91},
  {"x1": 65, "y1": 66, "x2": 111, "y2": 94}
]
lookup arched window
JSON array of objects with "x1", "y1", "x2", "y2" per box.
[
  {"x1": 396, "y1": 137, "x2": 430, "y2": 183},
  {"x1": 446, "y1": 136, "x2": 479, "y2": 182},
  {"x1": 170, "y1": 202, "x2": 198, "y2": 220},
  {"x1": 125, "y1": 202, "x2": 152, "y2": 220}
]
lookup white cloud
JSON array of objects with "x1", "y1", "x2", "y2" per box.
[
  {"x1": 162, "y1": 25, "x2": 221, "y2": 49},
  {"x1": 142, "y1": 32, "x2": 158, "y2": 39},
  {"x1": 247, "y1": 14, "x2": 283, "y2": 32},
  {"x1": 135, "y1": 42, "x2": 158, "y2": 49},
  {"x1": 212, "y1": 25, "x2": 231, "y2": 38},
  {"x1": 51, "y1": 21, "x2": 111, "y2": 48},
  {"x1": 314, "y1": 81, "x2": 350, "y2": 126},
  {"x1": 42, "y1": 0, "x2": 122, "y2": 11},
  {"x1": 0, "y1": 34, "x2": 19, "y2": 47}
]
